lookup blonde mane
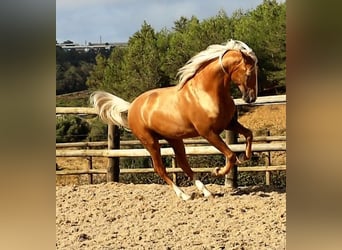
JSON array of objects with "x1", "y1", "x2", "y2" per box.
[{"x1": 176, "y1": 39, "x2": 257, "y2": 89}]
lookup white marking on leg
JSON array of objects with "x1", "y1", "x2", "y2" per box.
[
  {"x1": 172, "y1": 183, "x2": 191, "y2": 201},
  {"x1": 193, "y1": 174, "x2": 212, "y2": 197},
  {"x1": 195, "y1": 180, "x2": 212, "y2": 197}
]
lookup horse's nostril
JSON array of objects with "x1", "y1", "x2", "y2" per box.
[
  {"x1": 243, "y1": 95, "x2": 256, "y2": 103},
  {"x1": 243, "y1": 95, "x2": 250, "y2": 103}
]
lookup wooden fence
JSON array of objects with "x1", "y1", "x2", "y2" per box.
[{"x1": 56, "y1": 95, "x2": 286, "y2": 186}]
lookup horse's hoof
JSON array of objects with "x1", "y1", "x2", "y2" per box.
[
  {"x1": 204, "y1": 193, "x2": 214, "y2": 200},
  {"x1": 181, "y1": 193, "x2": 192, "y2": 201},
  {"x1": 212, "y1": 167, "x2": 221, "y2": 176}
]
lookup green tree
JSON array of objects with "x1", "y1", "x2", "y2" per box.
[
  {"x1": 84, "y1": 2, "x2": 285, "y2": 98},
  {"x1": 232, "y1": 0, "x2": 286, "y2": 92},
  {"x1": 199, "y1": 9, "x2": 233, "y2": 45},
  {"x1": 164, "y1": 14, "x2": 233, "y2": 84},
  {"x1": 56, "y1": 116, "x2": 90, "y2": 142},
  {"x1": 57, "y1": 45, "x2": 110, "y2": 95},
  {"x1": 86, "y1": 54, "x2": 108, "y2": 91},
  {"x1": 87, "y1": 119, "x2": 107, "y2": 141},
  {"x1": 63, "y1": 65, "x2": 85, "y2": 92},
  {"x1": 155, "y1": 28, "x2": 172, "y2": 88},
  {"x1": 123, "y1": 21, "x2": 166, "y2": 100},
  {"x1": 102, "y1": 47, "x2": 128, "y2": 96},
  {"x1": 164, "y1": 16, "x2": 203, "y2": 83},
  {"x1": 87, "y1": 22, "x2": 170, "y2": 101}
]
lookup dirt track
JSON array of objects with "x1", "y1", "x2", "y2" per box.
[{"x1": 56, "y1": 183, "x2": 286, "y2": 249}]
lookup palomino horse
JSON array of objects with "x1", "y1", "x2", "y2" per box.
[{"x1": 90, "y1": 39, "x2": 258, "y2": 200}]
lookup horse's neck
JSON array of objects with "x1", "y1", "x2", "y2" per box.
[{"x1": 193, "y1": 63, "x2": 231, "y2": 97}]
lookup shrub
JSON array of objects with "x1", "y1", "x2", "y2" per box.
[
  {"x1": 56, "y1": 115, "x2": 90, "y2": 142},
  {"x1": 87, "y1": 118, "x2": 107, "y2": 141}
]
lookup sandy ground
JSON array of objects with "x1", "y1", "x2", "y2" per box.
[
  {"x1": 56, "y1": 104, "x2": 286, "y2": 249},
  {"x1": 239, "y1": 104, "x2": 286, "y2": 136},
  {"x1": 56, "y1": 183, "x2": 286, "y2": 249}
]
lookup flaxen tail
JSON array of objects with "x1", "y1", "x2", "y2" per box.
[{"x1": 90, "y1": 91, "x2": 131, "y2": 129}]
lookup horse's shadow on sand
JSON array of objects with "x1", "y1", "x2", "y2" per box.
[{"x1": 213, "y1": 185, "x2": 286, "y2": 198}]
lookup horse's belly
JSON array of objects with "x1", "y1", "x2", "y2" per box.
[{"x1": 150, "y1": 112, "x2": 198, "y2": 138}]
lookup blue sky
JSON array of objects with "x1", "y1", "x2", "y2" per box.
[{"x1": 56, "y1": 0, "x2": 282, "y2": 45}]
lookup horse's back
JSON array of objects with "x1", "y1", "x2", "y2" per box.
[{"x1": 129, "y1": 86, "x2": 177, "y2": 115}]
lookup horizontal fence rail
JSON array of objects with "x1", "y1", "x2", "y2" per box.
[
  {"x1": 56, "y1": 135, "x2": 286, "y2": 148},
  {"x1": 56, "y1": 94, "x2": 286, "y2": 186},
  {"x1": 234, "y1": 94, "x2": 286, "y2": 106},
  {"x1": 56, "y1": 107, "x2": 98, "y2": 115},
  {"x1": 56, "y1": 95, "x2": 286, "y2": 115},
  {"x1": 56, "y1": 166, "x2": 287, "y2": 175},
  {"x1": 56, "y1": 143, "x2": 286, "y2": 157}
]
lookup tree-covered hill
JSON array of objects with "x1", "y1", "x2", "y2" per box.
[
  {"x1": 56, "y1": 43, "x2": 112, "y2": 95},
  {"x1": 57, "y1": 0, "x2": 286, "y2": 103}
]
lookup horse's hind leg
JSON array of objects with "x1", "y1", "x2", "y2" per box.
[
  {"x1": 167, "y1": 139, "x2": 212, "y2": 198},
  {"x1": 226, "y1": 118, "x2": 253, "y2": 162},
  {"x1": 139, "y1": 135, "x2": 191, "y2": 200}
]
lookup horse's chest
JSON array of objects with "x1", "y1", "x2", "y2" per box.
[
  {"x1": 189, "y1": 89, "x2": 219, "y2": 118},
  {"x1": 203, "y1": 100, "x2": 236, "y2": 131},
  {"x1": 197, "y1": 96, "x2": 234, "y2": 121}
]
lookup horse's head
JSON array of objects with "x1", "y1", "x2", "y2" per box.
[
  {"x1": 220, "y1": 42, "x2": 258, "y2": 103},
  {"x1": 230, "y1": 51, "x2": 258, "y2": 103}
]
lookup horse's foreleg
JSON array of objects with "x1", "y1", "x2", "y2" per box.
[
  {"x1": 226, "y1": 119, "x2": 253, "y2": 162},
  {"x1": 201, "y1": 131, "x2": 237, "y2": 177},
  {"x1": 168, "y1": 139, "x2": 212, "y2": 198}
]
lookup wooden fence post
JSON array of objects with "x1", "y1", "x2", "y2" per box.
[
  {"x1": 265, "y1": 130, "x2": 271, "y2": 186},
  {"x1": 225, "y1": 110, "x2": 238, "y2": 188},
  {"x1": 86, "y1": 152, "x2": 93, "y2": 184},
  {"x1": 171, "y1": 157, "x2": 177, "y2": 184},
  {"x1": 107, "y1": 125, "x2": 120, "y2": 182},
  {"x1": 86, "y1": 138, "x2": 93, "y2": 184}
]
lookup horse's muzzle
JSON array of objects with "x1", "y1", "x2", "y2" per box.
[{"x1": 243, "y1": 92, "x2": 256, "y2": 103}]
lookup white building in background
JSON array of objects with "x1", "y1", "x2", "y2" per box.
[{"x1": 56, "y1": 40, "x2": 127, "y2": 52}]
